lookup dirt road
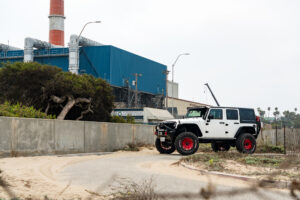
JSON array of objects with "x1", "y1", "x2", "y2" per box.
[{"x1": 0, "y1": 149, "x2": 295, "y2": 199}]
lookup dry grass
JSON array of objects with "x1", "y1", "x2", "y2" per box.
[
  {"x1": 181, "y1": 152, "x2": 300, "y2": 180},
  {"x1": 109, "y1": 177, "x2": 300, "y2": 200},
  {"x1": 119, "y1": 143, "x2": 154, "y2": 152}
]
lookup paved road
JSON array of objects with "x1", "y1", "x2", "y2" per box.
[{"x1": 58, "y1": 151, "x2": 293, "y2": 200}]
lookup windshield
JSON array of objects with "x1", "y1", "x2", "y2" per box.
[{"x1": 186, "y1": 108, "x2": 208, "y2": 118}]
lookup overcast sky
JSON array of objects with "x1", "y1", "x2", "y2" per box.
[{"x1": 0, "y1": 0, "x2": 299, "y2": 113}]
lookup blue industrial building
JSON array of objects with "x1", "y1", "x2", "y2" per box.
[{"x1": 0, "y1": 45, "x2": 167, "y2": 108}]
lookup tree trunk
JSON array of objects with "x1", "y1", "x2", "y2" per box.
[
  {"x1": 57, "y1": 96, "x2": 76, "y2": 120},
  {"x1": 52, "y1": 95, "x2": 92, "y2": 120}
]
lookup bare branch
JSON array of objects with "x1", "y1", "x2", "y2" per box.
[
  {"x1": 76, "y1": 100, "x2": 93, "y2": 120},
  {"x1": 50, "y1": 95, "x2": 67, "y2": 104},
  {"x1": 45, "y1": 103, "x2": 50, "y2": 114}
]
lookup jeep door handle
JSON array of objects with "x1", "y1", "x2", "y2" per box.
[
  {"x1": 219, "y1": 122, "x2": 225, "y2": 124},
  {"x1": 234, "y1": 122, "x2": 240, "y2": 125}
]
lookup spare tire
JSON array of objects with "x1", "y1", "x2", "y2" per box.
[{"x1": 155, "y1": 138, "x2": 175, "y2": 154}]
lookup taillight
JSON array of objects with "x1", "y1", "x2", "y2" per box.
[
  {"x1": 164, "y1": 131, "x2": 168, "y2": 136},
  {"x1": 154, "y1": 131, "x2": 158, "y2": 135},
  {"x1": 256, "y1": 116, "x2": 260, "y2": 122}
]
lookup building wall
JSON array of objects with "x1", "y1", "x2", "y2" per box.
[
  {"x1": 0, "y1": 46, "x2": 166, "y2": 96},
  {"x1": 167, "y1": 80, "x2": 178, "y2": 98},
  {"x1": 167, "y1": 97, "x2": 208, "y2": 117}
]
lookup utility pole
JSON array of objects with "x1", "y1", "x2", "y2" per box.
[
  {"x1": 163, "y1": 70, "x2": 170, "y2": 109},
  {"x1": 125, "y1": 79, "x2": 131, "y2": 108},
  {"x1": 133, "y1": 73, "x2": 142, "y2": 108}
]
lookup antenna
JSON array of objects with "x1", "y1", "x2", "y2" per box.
[{"x1": 204, "y1": 83, "x2": 220, "y2": 107}]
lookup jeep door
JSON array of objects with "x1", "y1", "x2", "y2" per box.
[
  {"x1": 204, "y1": 108, "x2": 226, "y2": 138},
  {"x1": 225, "y1": 109, "x2": 240, "y2": 137}
]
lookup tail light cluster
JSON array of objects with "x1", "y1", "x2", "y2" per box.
[{"x1": 256, "y1": 116, "x2": 260, "y2": 122}]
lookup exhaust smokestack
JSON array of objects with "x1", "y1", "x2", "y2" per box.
[{"x1": 49, "y1": 0, "x2": 65, "y2": 46}]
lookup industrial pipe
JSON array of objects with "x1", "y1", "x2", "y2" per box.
[
  {"x1": 68, "y1": 34, "x2": 103, "y2": 74},
  {"x1": 24, "y1": 37, "x2": 59, "y2": 62}
]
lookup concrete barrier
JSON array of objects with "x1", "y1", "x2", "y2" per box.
[{"x1": 0, "y1": 116, "x2": 156, "y2": 157}]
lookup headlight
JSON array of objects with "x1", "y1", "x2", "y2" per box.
[{"x1": 162, "y1": 122, "x2": 177, "y2": 129}]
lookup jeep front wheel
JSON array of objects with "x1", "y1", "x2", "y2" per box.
[
  {"x1": 175, "y1": 132, "x2": 199, "y2": 155},
  {"x1": 155, "y1": 138, "x2": 176, "y2": 154},
  {"x1": 236, "y1": 133, "x2": 256, "y2": 154}
]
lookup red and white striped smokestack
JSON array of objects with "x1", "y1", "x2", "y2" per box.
[{"x1": 49, "y1": 0, "x2": 65, "y2": 46}]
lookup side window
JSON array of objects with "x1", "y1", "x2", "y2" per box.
[
  {"x1": 239, "y1": 108, "x2": 256, "y2": 123},
  {"x1": 208, "y1": 109, "x2": 223, "y2": 120},
  {"x1": 226, "y1": 109, "x2": 238, "y2": 120}
]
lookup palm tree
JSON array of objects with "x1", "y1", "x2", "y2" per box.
[{"x1": 267, "y1": 107, "x2": 271, "y2": 118}]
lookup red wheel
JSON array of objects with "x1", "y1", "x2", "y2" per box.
[
  {"x1": 236, "y1": 133, "x2": 256, "y2": 154},
  {"x1": 175, "y1": 132, "x2": 199, "y2": 155},
  {"x1": 181, "y1": 137, "x2": 194, "y2": 151},
  {"x1": 243, "y1": 139, "x2": 253, "y2": 150}
]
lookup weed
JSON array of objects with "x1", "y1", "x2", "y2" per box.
[
  {"x1": 256, "y1": 144, "x2": 284, "y2": 154},
  {"x1": 239, "y1": 156, "x2": 282, "y2": 167}
]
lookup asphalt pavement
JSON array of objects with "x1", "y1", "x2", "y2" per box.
[{"x1": 58, "y1": 151, "x2": 294, "y2": 200}]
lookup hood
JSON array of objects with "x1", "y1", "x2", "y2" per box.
[{"x1": 162, "y1": 117, "x2": 204, "y2": 124}]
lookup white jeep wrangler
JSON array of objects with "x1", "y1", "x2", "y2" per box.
[{"x1": 155, "y1": 106, "x2": 261, "y2": 155}]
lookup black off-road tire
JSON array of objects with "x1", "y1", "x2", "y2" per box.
[
  {"x1": 236, "y1": 133, "x2": 256, "y2": 154},
  {"x1": 211, "y1": 142, "x2": 230, "y2": 152},
  {"x1": 155, "y1": 138, "x2": 176, "y2": 154},
  {"x1": 175, "y1": 132, "x2": 199, "y2": 156}
]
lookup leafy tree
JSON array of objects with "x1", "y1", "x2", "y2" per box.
[
  {"x1": 257, "y1": 107, "x2": 265, "y2": 118},
  {"x1": 0, "y1": 62, "x2": 114, "y2": 121}
]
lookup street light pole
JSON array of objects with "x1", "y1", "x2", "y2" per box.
[
  {"x1": 78, "y1": 21, "x2": 101, "y2": 42},
  {"x1": 163, "y1": 70, "x2": 170, "y2": 109},
  {"x1": 171, "y1": 53, "x2": 190, "y2": 116},
  {"x1": 76, "y1": 21, "x2": 101, "y2": 73}
]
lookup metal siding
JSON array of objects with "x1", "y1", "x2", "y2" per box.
[
  {"x1": 0, "y1": 46, "x2": 167, "y2": 96},
  {"x1": 0, "y1": 50, "x2": 24, "y2": 58},
  {"x1": 34, "y1": 56, "x2": 68, "y2": 71},
  {"x1": 79, "y1": 46, "x2": 111, "y2": 80},
  {"x1": 109, "y1": 46, "x2": 166, "y2": 95}
]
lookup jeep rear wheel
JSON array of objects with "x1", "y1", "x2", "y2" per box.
[
  {"x1": 211, "y1": 142, "x2": 230, "y2": 152},
  {"x1": 175, "y1": 132, "x2": 199, "y2": 155},
  {"x1": 155, "y1": 138, "x2": 175, "y2": 154},
  {"x1": 236, "y1": 133, "x2": 256, "y2": 154}
]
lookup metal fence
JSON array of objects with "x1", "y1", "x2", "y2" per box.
[{"x1": 258, "y1": 125, "x2": 300, "y2": 154}]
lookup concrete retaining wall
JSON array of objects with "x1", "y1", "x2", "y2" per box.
[{"x1": 0, "y1": 117, "x2": 156, "y2": 157}]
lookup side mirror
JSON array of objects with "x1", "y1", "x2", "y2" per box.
[{"x1": 207, "y1": 115, "x2": 214, "y2": 122}]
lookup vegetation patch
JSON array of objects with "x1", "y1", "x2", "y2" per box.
[
  {"x1": 181, "y1": 152, "x2": 300, "y2": 180},
  {"x1": 256, "y1": 144, "x2": 284, "y2": 154},
  {"x1": 239, "y1": 156, "x2": 282, "y2": 167},
  {"x1": 0, "y1": 102, "x2": 55, "y2": 119}
]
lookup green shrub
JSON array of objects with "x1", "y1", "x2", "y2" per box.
[
  {"x1": 110, "y1": 115, "x2": 135, "y2": 124},
  {"x1": 0, "y1": 102, "x2": 55, "y2": 119}
]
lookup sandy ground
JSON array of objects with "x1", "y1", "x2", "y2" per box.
[
  {"x1": 0, "y1": 152, "x2": 119, "y2": 199},
  {"x1": 0, "y1": 149, "x2": 291, "y2": 200}
]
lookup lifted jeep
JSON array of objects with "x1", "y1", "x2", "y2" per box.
[{"x1": 155, "y1": 106, "x2": 261, "y2": 155}]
